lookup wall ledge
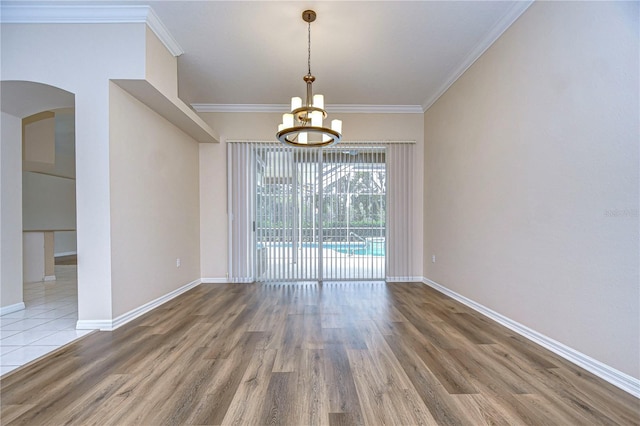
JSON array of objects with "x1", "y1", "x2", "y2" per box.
[
  {"x1": 112, "y1": 79, "x2": 219, "y2": 143},
  {"x1": 422, "y1": 277, "x2": 640, "y2": 398},
  {"x1": 0, "y1": 302, "x2": 26, "y2": 316},
  {"x1": 76, "y1": 278, "x2": 201, "y2": 331},
  {"x1": 54, "y1": 251, "x2": 77, "y2": 258}
]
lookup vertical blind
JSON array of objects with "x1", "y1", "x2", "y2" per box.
[
  {"x1": 386, "y1": 143, "x2": 414, "y2": 281},
  {"x1": 228, "y1": 143, "x2": 254, "y2": 282},
  {"x1": 228, "y1": 141, "x2": 414, "y2": 283}
]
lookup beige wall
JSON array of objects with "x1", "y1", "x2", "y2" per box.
[
  {"x1": 0, "y1": 112, "x2": 24, "y2": 310},
  {"x1": 23, "y1": 232, "x2": 45, "y2": 283},
  {"x1": 23, "y1": 113, "x2": 55, "y2": 166},
  {"x1": 22, "y1": 110, "x2": 76, "y2": 179},
  {"x1": 424, "y1": 1, "x2": 639, "y2": 378},
  {"x1": 145, "y1": 27, "x2": 178, "y2": 99},
  {"x1": 54, "y1": 230, "x2": 77, "y2": 256},
  {"x1": 109, "y1": 82, "x2": 201, "y2": 317},
  {"x1": 199, "y1": 112, "x2": 424, "y2": 280},
  {"x1": 22, "y1": 172, "x2": 76, "y2": 231}
]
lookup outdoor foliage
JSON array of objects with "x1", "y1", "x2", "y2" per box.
[{"x1": 257, "y1": 168, "x2": 386, "y2": 231}]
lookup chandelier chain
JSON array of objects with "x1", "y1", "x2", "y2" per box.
[{"x1": 307, "y1": 20, "x2": 311, "y2": 76}]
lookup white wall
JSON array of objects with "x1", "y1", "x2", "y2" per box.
[
  {"x1": 2, "y1": 22, "x2": 151, "y2": 323},
  {"x1": 424, "y1": 1, "x2": 639, "y2": 378},
  {"x1": 2, "y1": 21, "x2": 207, "y2": 324},
  {"x1": 109, "y1": 82, "x2": 201, "y2": 317},
  {"x1": 199, "y1": 112, "x2": 424, "y2": 280},
  {"x1": 0, "y1": 112, "x2": 23, "y2": 310}
]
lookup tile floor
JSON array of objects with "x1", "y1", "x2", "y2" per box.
[{"x1": 0, "y1": 264, "x2": 90, "y2": 376}]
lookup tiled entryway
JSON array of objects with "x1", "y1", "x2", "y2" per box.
[{"x1": 0, "y1": 264, "x2": 90, "y2": 376}]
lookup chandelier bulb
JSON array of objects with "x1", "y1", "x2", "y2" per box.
[{"x1": 313, "y1": 94, "x2": 324, "y2": 109}]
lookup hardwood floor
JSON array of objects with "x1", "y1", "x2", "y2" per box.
[{"x1": 1, "y1": 281, "x2": 638, "y2": 425}]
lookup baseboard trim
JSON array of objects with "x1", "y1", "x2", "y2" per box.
[
  {"x1": 76, "y1": 279, "x2": 202, "y2": 331},
  {"x1": 0, "y1": 302, "x2": 26, "y2": 316},
  {"x1": 386, "y1": 276, "x2": 423, "y2": 283},
  {"x1": 421, "y1": 277, "x2": 640, "y2": 398},
  {"x1": 201, "y1": 277, "x2": 229, "y2": 284},
  {"x1": 76, "y1": 319, "x2": 112, "y2": 330}
]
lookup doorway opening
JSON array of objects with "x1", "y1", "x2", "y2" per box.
[{"x1": 1, "y1": 81, "x2": 80, "y2": 375}]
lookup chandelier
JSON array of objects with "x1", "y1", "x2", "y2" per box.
[{"x1": 277, "y1": 10, "x2": 342, "y2": 147}]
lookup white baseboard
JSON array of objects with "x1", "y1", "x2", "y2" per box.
[
  {"x1": 76, "y1": 319, "x2": 112, "y2": 330},
  {"x1": 44, "y1": 275, "x2": 56, "y2": 282},
  {"x1": 422, "y1": 277, "x2": 640, "y2": 398},
  {"x1": 76, "y1": 279, "x2": 202, "y2": 331},
  {"x1": 54, "y1": 251, "x2": 77, "y2": 257},
  {"x1": 0, "y1": 302, "x2": 26, "y2": 316},
  {"x1": 201, "y1": 277, "x2": 229, "y2": 284},
  {"x1": 386, "y1": 276, "x2": 423, "y2": 283}
]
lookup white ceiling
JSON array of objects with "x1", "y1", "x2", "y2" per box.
[
  {"x1": 142, "y1": 1, "x2": 532, "y2": 111},
  {"x1": 2, "y1": 1, "x2": 532, "y2": 111}
]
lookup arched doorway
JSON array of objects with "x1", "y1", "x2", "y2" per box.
[{"x1": 0, "y1": 81, "x2": 84, "y2": 375}]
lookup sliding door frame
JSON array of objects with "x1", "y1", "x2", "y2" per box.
[{"x1": 228, "y1": 141, "x2": 414, "y2": 283}]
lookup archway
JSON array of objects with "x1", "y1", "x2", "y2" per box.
[{"x1": 1, "y1": 81, "x2": 79, "y2": 374}]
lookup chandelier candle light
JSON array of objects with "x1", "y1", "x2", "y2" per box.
[{"x1": 277, "y1": 10, "x2": 342, "y2": 147}]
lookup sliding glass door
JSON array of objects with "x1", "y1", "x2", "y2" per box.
[
  {"x1": 320, "y1": 149, "x2": 386, "y2": 280},
  {"x1": 254, "y1": 145, "x2": 386, "y2": 282}
]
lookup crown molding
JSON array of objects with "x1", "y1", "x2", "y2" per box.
[
  {"x1": 421, "y1": 0, "x2": 533, "y2": 112},
  {"x1": 328, "y1": 105, "x2": 423, "y2": 114},
  {"x1": 192, "y1": 104, "x2": 287, "y2": 113},
  {"x1": 144, "y1": 7, "x2": 183, "y2": 57},
  {"x1": 192, "y1": 104, "x2": 424, "y2": 114},
  {"x1": 0, "y1": 3, "x2": 184, "y2": 56}
]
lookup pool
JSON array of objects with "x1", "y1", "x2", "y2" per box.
[
  {"x1": 266, "y1": 239, "x2": 386, "y2": 257},
  {"x1": 324, "y1": 239, "x2": 385, "y2": 257}
]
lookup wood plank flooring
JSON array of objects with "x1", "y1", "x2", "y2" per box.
[{"x1": 1, "y1": 281, "x2": 638, "y2": 425}]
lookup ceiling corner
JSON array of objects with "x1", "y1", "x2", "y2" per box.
[{"x1": 421, "y1": 0, "x2": 534, "y2": 112}]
